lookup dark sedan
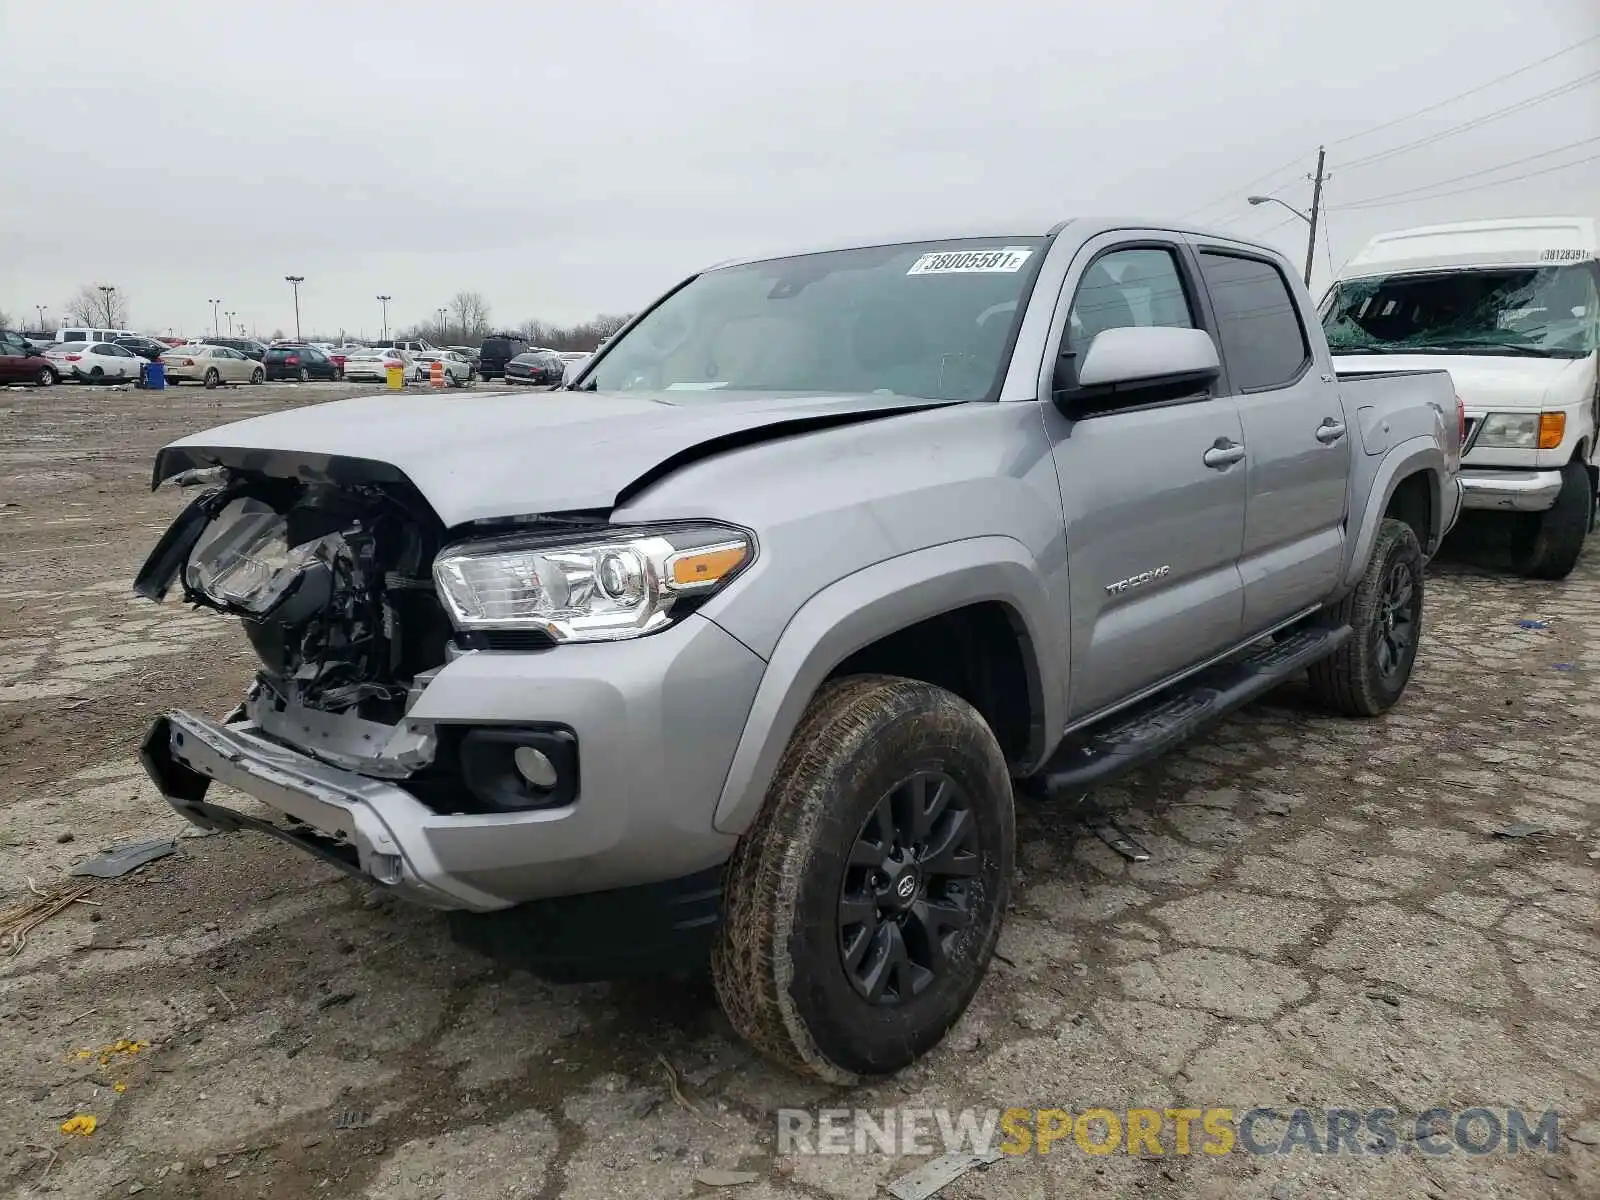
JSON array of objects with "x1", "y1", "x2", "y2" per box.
[
  {"x1": 263, "y1": 343, "x2": 342, "y2": 381},
  {"x1": 504, "y1": 350, "x2": 565, "y2": 386},
  {"x1": 113, "y1": 335, "x2": 172, "y2": 362}
]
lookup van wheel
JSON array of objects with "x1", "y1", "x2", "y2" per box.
[
  {"x1": 1307, "y1": 517, "x2": 1423, "y2": 717},
  {"x1": 1512, "y1": 462, "x2": 1591, "y2": 580},
  {"x1": 713, "y1": 675, "x2": 1013, "y2": 1083}
]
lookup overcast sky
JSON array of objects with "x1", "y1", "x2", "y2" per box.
[{"x1": 2, "y1": 0, "x2": 1596, "y2": 339}]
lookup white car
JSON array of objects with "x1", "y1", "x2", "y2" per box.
[
  {"x1": 342, "y1": 348, "x2": 410, "y2": 382},
  {"x1": 413, "y1": 350, "x2": 475, "y2": 386},
  {"x1": 44, "y1": 340, "x2": 145, "y2": 384}
]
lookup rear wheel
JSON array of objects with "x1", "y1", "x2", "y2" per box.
[
  {"x1": 203, "y1": 368, "x2": 219, "y2": 389},
  {"x1": 1512, "y1": 462, "x2": 1591, "y2": 580},
  {"x1": 1307, "y1": 518, "x2": 1423, "y2": 717},
  {"x1": 297, "y1": 367, "x2": 309, "y2": 382},
  {"x1": 713, "y1": 675, "x2": 1013, "y2": 1083},
  {"x1": 88, "y1": 366, "x2": 104, "y2": 382}
]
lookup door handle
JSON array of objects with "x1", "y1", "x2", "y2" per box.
[
  {"x1": 1315, "y1": 419, "x2": 1347, "y2": 444},
  {"x1": 1203, "y1": 439, "x2": 1246, "y2": 469}
]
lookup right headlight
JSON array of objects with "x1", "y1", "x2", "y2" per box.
[
  {"x1": 432, "y1": 523, "x2": 753, "y2": 642},
  {"x1": 1474, "y1": 412, "x2": 1566, "y2": 449}
]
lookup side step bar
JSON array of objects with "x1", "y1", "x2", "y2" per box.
[{"x1": 1041, "y1": 624, "x2": 1351, "y2": 798}]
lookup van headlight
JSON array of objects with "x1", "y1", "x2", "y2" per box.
[
  {"x1": 432, "y1": 524, "x2": 753, "y2": 642},
  {"x1": 1475, "y1": 412, "x2": 1565, "y2": 449}
]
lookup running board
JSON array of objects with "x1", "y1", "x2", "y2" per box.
[{"x1": 1041, "y1": 624, "x2": 1351, "y2": 798}]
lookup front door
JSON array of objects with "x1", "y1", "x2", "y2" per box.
[
  {"x1": 1042, "y1": 236, "x2": 1248, "y2": 721},
  {"x1": 1191, "y1": 244, "x2": 1349, "y2": 632}
]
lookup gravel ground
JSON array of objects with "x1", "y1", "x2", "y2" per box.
[{"x1": 0, "y1": 381, "x2": 1596, "y2": 1200}]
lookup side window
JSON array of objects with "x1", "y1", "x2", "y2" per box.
[
  {"x1": 1068, "y1": 246, "x2": 1195, "y2": 354},
  {"x1": 63, "y1": 331, "x2": 85, "y2": 342},
  {"x1": 1198, "y1": 252, "x2": 1311, "y2": 391}
]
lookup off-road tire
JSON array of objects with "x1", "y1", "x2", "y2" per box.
[
  {"x1": 203, "y1": 368, "x2": 219, "y2": 389},
  {"x1": 1307, "y1": 518, "x2": 1423, "y2": 717},
  {"x1": 1512, "y1": 462, "x2": 1591, "y2": 581},
  {"x1": 712, "y1": 675, "x2": 1014, "y2": 1083}
]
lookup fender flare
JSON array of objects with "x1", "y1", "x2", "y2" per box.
[
  {"x1": 710, "y1": 536, "x2": 1065, "y2": 835},
  {"x1": 1344, "y1": 435, "x2": 1450, "y2": 589}
]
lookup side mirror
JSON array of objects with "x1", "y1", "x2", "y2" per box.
[{"x1": 1055, "y1": 326, "x2": 1220, "y2": 409}]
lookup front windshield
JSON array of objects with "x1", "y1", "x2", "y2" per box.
[
  {"x1": 581, "y1": 238, "x2": 1048, "y2": 400},
  {"x1": 1322, "y1": 263, "x2": 1598, "y2": 358}
]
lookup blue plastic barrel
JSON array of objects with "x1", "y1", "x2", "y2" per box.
[{"x1": 145, "y1": 360, "x2": 166, "y2": 390}]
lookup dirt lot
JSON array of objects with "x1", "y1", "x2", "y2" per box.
[{"x1": 0, "y1": 381, "x2": 1596, "y2": 1200}]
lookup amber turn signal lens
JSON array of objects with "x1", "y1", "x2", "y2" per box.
[
  {"x1": 1537, "y1": 412, "x2": 1566, "y2": 450},
  {"x1": 668, "y1": 543, "x2": 748, "y2": 589}
]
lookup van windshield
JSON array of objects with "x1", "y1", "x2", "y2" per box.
[
  {"x1": 1322, "y1": 263, "x2": 1598, "y2": 359},
  {"x1": 579, "y1": 238, "x2": 1048, "y2": 400}
]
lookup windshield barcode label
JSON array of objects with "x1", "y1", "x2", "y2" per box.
[{"x1": 907, "y1": 247, "x2": 1033, "y2": 276}]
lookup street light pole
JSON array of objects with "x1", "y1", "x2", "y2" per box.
[
  {"x1": 437, "y1": 307, "x2": 448, "y2": 342},
  {"x1": 35, "y1": 305, "x2": 47, "y2": 329},
  {"x1": 208, "y1": 299, "x2": 221, "y2": 337},
  {"x1": 376, "y1": 295, "x2": 391, "y2": 340},
  {"x1": 96, "y1": 285, "x2": 116, "y2": 327},
  {"x1": 284, "y1": 276, "x2": 305, "y2": 342},
  {"x1": 1246, "y1": 145, "x2": 1328, "y2": 287}
]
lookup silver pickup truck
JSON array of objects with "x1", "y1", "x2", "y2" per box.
[{"x1": 137, "y1": 218, "x2": 1461, "y2": 1083}]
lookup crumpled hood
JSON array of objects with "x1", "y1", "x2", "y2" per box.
[
  {"x1": 153, "y1": 389, "x2": 952, "y2": 527},
  {"x1": 1333, "y1": 353, "x2": 1591, "y2": 413}
]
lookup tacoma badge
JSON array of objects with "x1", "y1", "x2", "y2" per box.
[{"x1": 1106, "y1": 565, "x2": 1171, "y2": 595}]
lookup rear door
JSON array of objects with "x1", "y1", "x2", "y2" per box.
[
  {"x1": 1042, "y1": 233, "x2": 1249, "y2": 720},
  {"x1": 1192, "y1": 243, "x2": 1349, "y2": 633},
  {"x1": 0, "y1": 331, "x2": 29, "y2": 380}
]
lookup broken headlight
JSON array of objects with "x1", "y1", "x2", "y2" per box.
[
  {"x1": 185, "y1": 497, "x2": 321, "y2": 616},
  {"x1": 432, "y1": 524, "x2": 752, "y2": 642}
]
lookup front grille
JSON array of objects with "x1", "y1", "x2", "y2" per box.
[{"x1": 454, "y1": 630, "x2": 557, "y2": 652}]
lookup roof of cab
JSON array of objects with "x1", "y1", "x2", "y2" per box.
[{"x1": 1341, "y1": 215, "x2": 1598, "y2": 278}]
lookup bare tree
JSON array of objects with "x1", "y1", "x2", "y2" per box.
[
  {"x1": 0, "y1": 307, "x2": 11, "y2": 331},
  {"x1": 64, "y1": 285, "x2": 130, "y2": 328},
  {"x1": 448, "y1": 291, "x2": 492, "y2": 341},
  {"x1": 516, "y1": 312, "x2": 634, "y2": 352}
]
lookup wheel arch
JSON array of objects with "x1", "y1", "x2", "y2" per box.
[
  {"x1": 710, "y1": 537, "x2": 1064, "y2": 835},
  {"x1": 1344, "y1": 437, "x2": 1449, "y2": 588}
]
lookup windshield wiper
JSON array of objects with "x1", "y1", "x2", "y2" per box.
[{"x1": 1421, "y1": 340, "x2": 1555, "y2": 357}]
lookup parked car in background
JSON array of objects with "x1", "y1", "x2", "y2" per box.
[
  {"x1": 45, "y1": 341, "x2": 145, "y2": 383},
  {"x1": 342, "y1": 347, "x2": 410, "y2": 381},
  {"x1": 161, "y1": 344, "x2": 265, "y2": 387},
  {"x1": 476, "y1": 333, "x2": 528, "y2": 380},
  {"x1": 413, "y1": 350, "x2": 475, "y2": 386},
  {"x1": 504, "y1": 349, "x2": 565, "y2": 385},
  {"x1": 448, "y1": 345, "x2": 482, "y2": 366},
  {"x1": 375, "y1": 339, "x2": 440, "y2": 358},
  {"x1": 56, "y1": 326, "x2": 137, "y2": 344},
  {"x1": 0, "y1": 329, "x2": 59, "y2": 385},
  {"x1": 114, "y1": 335, "x2": 171, "y2": 362},
  {"x1": 264, "y1": 343, "x2": 342, "y2": 382},
  {"x1": 1325, "y1": 215, "x2": 1599, "y2": 580},
  {"x1": 560, "y1": 352, "x2": 591, "y2": 385},
  {"x1": 197, "y1": 336, "x2": 269, "y2": 361}
]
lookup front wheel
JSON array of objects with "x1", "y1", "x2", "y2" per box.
[
  {"x1": 713, "y1": 675, "x2": 1013, "y2": 1083},
  {"x1": 297, "y1": 367, "x2": 309, "y2": 382},
  {"x1": 251, "y1": 367, "x2": 264, "y2": 384},
  {"x1": 1307, "y1": 517, "x2": 1424, "y2": 717},
  {"x1": 1512, "y1": 462, "x2": 1591, "y2": 580},
  {"x1": 36, "y1": 366, "x2": 57, "y2": 387},
  {"x1": 88, "y1": 366, "x2": 104, "y2": 382}
]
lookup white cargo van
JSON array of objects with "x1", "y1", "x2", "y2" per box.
[
  {"x1": 1322, "y1": 216, "x2": 1598, "y2": 579},
  {"x1": 56, "y1": 326, "x2": 138, "y2": 343}
]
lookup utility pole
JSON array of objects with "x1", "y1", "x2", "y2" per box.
[
  {"x1": 96, "y1": 285, "x2": 116, "y2": 326},
  {"x1": 285, "y1": 276, "x2": 305, "y2": 342},
  {"x1": 208, "y1": 298, "x2": 221, "y2": 337},
  {"x1": 1304, "y1": 145, "x2": 1327, "y2": 289},
  {"x1": 376, "y1": 295, "x2": 391, "y2": 340},
  {"x1": 437, "y1": 307, "x2": 448, "y2": 342}
]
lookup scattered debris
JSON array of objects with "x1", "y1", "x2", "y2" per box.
[
  {"x1": 1490, "y1": 822, "x2": 1549, "y2": 839},
  {"x1": 1260, "y1": 798, "x2": 1294, "y2": 817},
  {"x1": 333, "y1": 1110, "x2": 371, "y2": 1130},
  {"x1": 1080, "y1": 806, "x2": 1152, "y2": 861},
  {"x1": 1515, "y1": 619, "x2": 1549, "y2": 630},
  {"x1": 63, "y1": 1008, "x2": 98, "y2": 1024},
  {"x1": 1365, "y1": 990, "x2": 1401, "y2": 1006},
  {"x1": 59, "y1": 1115, "x2": 97, "y2": 1136},
  {"x1": 658, "y1": 1054, "x2": 727, "y2": 1129},
  {"x1": 694, "y1": 1169, "x2": 760, "y2": 1187},
  {"x1": 315, "y1": 990, "x2": 356, "y2": 1011},
  {"x1": 55, "y1": 831, "x2": 75, "y2": 844},
  {"x1": 1552, "y1": 663, "x2": 1576, "y2": 672},
  {"x1": 885, "y1": 1149, "x2": 1004, "y2": 1200},
  {"x1": 2, "y1": 882, "x2": 95, "y2": 956},
  {"x1": 214, "y1": 985, "x2": 237, "y2": 1014},
  {"x1": 70, "y1": 839, "x2": 176, "y2": 879}
]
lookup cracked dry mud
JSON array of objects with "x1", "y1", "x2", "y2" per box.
[{"x1": 1, "y1": 386, "x2": 1596, "y2": 1199}]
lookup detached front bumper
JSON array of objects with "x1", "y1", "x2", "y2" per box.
[
  {"x1": 141, "y1": 710, "x2": 506, "y2": 910},
  {"x1": 1459, "y1": 468, "x2": 1564, "y2": 512}
]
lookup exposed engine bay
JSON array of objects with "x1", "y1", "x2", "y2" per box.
[{"x1": 138, "y1": 471, "x2": 452, "y2": 724}]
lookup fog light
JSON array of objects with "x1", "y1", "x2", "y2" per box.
[{"x1": 513, "y1": 745, "x2": 559, "y2": 790}]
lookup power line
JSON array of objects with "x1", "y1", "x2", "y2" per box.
[
  {"x1": 1334, "y1": 134, "x2": 1600, "y2": 207},
  {"x1": 1328, "y1": 34, "x2": 1600, "y2": 148},
  {"x1": 1336, "y1": 70, "x2": 1600, "y2": 172},
  {"x1": 1331, "y1": 151, "x2": 1600, "y2": 211},
  {"x1": 1178, "y1": 151, "x2": 1311, "y2": 221}
]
